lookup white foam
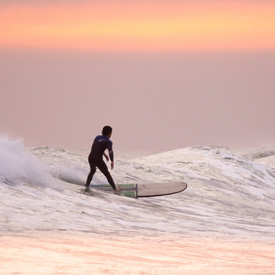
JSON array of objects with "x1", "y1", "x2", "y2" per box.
[{"x1": 0, "y1": 136, "x2": 53, "y2": 187}]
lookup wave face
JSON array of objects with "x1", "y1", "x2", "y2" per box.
[{"x1": 1, "y1": 137, "x2": 275, "y2": 240}]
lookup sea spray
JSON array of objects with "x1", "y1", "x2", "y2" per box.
[{"x1": 0, "y1": 136, "x2": 53, "y2": 187}]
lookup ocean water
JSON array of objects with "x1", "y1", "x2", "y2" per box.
[{"x1": 1, "y1": 136, "x2": 275, "y2": 274}]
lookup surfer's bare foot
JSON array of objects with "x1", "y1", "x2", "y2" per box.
[{"x1": 115, "y1": 187, "x2": 121, "y2": 193}]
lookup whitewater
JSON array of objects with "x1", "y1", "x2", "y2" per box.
[{"x1": 1, "y1": 136, "x2": 275, "y2": 274}]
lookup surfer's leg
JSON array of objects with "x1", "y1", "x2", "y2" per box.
[
  {"x1": 97, "y1": 160, "x2": 116, "y2": 190},
  {"x1": 86, "y1": 163, "x2": 96, "y2": 187}
]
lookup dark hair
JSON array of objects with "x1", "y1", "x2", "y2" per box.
[{"x1": 102, "y1": 126, "x2": 112, "y2": 136}]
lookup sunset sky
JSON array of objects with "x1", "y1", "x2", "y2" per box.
[
  {"x1": 1, "y1": 0, "x2": 275, "y2": 154},
  {"x1": 1, "y1": 1, "x2": 275, "y2": 52}
]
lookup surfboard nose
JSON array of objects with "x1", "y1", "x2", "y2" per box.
[{"x1": 137, "y1": 182, "x2": 187, "y2": 198}]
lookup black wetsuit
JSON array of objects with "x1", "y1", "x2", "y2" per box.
[{"x1": 86, "y1": 135, "x2": 116, "y2": 190}]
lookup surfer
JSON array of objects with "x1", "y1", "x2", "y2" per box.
[{"x1": 86, "y1": 126, "x2": 120, "y2": 193}]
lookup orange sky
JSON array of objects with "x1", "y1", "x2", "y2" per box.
[{"x1": 1, "y1": 1, "x2": 275, "y2": 51}]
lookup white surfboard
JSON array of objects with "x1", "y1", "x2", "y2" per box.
[
  {"x1": 60, "y1": 176, "x2": 187, "y2": 199},
  {"x1": 91, "y1": 182, "x2": 187, "y2": 198}
]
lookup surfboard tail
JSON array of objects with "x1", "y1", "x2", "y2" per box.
[{"x1": 92, "y1": 184, "x2": 137, "y2": 198}]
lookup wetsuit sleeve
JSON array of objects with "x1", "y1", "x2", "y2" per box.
[{"x1": 107, "y1": 141, "x2": 114, "y2": 162}]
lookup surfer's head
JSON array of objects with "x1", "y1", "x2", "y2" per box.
[{"x1": 102, "y1": 126, "x2": 112, "y2": 137}]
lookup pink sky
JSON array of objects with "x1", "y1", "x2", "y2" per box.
[{"x1": 1, "y1": 1, "x2": 275, "y2": 153}]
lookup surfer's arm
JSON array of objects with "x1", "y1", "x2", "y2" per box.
[
  {"x1": 107, "y1": 142, "x2": 114, "y2": 169},
  {"x1": 103, "y1": 152, "x2": 109, "y2": 161},
  {"x1": 107, "y1": 142, "x2": 114, "y2": 162}
]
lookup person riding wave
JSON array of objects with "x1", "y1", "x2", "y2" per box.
[{"x1": 86, "y1": 126, "x2": 120, "y2": 193}]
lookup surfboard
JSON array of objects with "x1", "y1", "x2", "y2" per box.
[
  {"x1": 91, "y1": 182, "x2": 187, "y2": 199},
  {"x1": 59, "y1": 176, "x2": 187, "y2": 199}
]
